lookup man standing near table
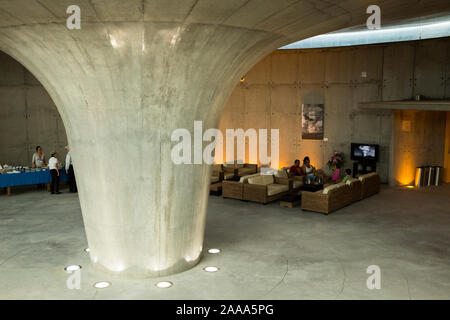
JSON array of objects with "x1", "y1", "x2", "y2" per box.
[
  {"x1": 65, "y1": 145, "x2": 77, "y2": 193},
  {"x1": 48, "y1": 152, "x2": 60, "y2": 194}
]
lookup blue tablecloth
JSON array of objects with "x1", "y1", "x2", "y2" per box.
[{"x1": 0, "y1": 170, "x2": 68, "y2": 188}]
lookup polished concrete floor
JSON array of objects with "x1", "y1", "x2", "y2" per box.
[{"x1": 0, "y1": 184, "x2": 449, "y2": 300}]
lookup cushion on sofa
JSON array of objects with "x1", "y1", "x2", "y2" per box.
[
  {"x1": 239, "y1": 173, "x2": 261, "y2": 183},
  {"x1": 293, "y1": 179, "x2": 303, "y2": 189},
  {"x1": 275, "y1": 168, "x2": 289, "y2": 179},
  {"x1": 248, "y1": 175, "x2": 274, "y2": 186},
  {"x1": 358, "y1": 172, "x2": 378, "y2": 181},
  {"x1": 211, "y1": 176, "x2": 220, "y2": 183},
  {"x1": 346, "y1": 178, "x2": 359, "y2": 185},
  {"x1": 223, "y1": 173, "x2": 235, "y2": 180},
  {"x1": 239, "y1": 167, "x2": 256, "y2": 175},
  {"x1": 267, "y1": 184, "x2": 289, "y2": 196},
  {"x1": 223, "y1": 163, "x2": 244, "y2": 168},
  {"x1": 323, "y1": 182, "x2": 345, "y2": 194}
]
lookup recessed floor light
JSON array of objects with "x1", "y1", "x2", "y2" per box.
[
  {"x1": 84, "y1": 248, "x2": 90, "y2": 252},
  {"x1": 93, "y1": 281, "x2": 111, "y2": 289},
  {"x1": 203, "y1": 266, "x2": 219, "y2": 273},
  {"x1": 208, "y1": 248, "x2": 221, "y2": 254},
  {"x1": 64, "y1": 265, "x2": 81, "y2": 272},
  {"x1": 155, "y1": 281, "x2": 173, "y2": 288}
]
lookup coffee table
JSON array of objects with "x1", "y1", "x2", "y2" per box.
[
  {"x1": 209, "y1": 182, "x2": 222, "y2": 196},
  {"x1": 300, "y1": 183, "x2": 323, "y2": 192},
  {"x1": 280, "y1": 193, "x2": 302, "y2": 208}
]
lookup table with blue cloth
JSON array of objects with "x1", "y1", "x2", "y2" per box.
[{"x1": 0, "y1": 170, "x2": 68, "y2": 196}]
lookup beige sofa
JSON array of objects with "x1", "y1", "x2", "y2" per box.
[
  {"x1": 210, "y1": 164, "x2": 224, "y2": 184},
  {"x1": 276, "y1": 167, "x2": 304, "y2": 191},
  {"x1": 222, "y1": 173, "x2": 260, "y2": 200},
  {"x1": 359, "y1": 172, "x2": 381, "y2": 199},
  {"x1": 301, "y1": 182, "x2": 352, "y2": 214},
  {"x1": 301, "y1": 173, "x2": 381, "y2": 214},
  {"x1": 347, "y1": 178, "x2": 362, "y2": 203},
  {"x1": 243, "y1": 174, "x2": 290, "y2": 204}
]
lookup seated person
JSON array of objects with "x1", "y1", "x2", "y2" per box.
[
  {"x1": 331, "y1": 164, "x2": 341, "y2": 184},
  {"x1": 342, "y1": 168, "x2": 352, "y2": 184},
  {"x1": 289, "y1": 159, "x2": 302, "y2": 176},
  {"x1": 301, "y1": 156, "x2": 319, "y2": 184}
]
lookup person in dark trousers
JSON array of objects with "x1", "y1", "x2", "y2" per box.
[
  {"x1": 65, "y1": 145, "x2": 77, "y2": 193},
  {"x1": 48, "y1": 152, "x2": 60, "y2": 194}
]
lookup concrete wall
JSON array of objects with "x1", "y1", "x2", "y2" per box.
[
  {"x1": 445, "y1": 112, "x2": 450, "y2": 183},
  {"x1": 0, "y1": 51, "x2": 67, "y2": 166},
  {"x1": 218, "y1": 37, "x2": 450, "y2": 183},
  {"x1": 393, "y1": 110, "x2": 447, "y2": 185}
]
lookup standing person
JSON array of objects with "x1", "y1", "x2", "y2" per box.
[
  {"x1": 48, "y1": 152, "x2": 61, "y2": 194},
  {"x1": 65, "y1": 145, "x2": 77, "y2": 193},
  {"x1": 31, "y1": 146, "x2": 47, "y2": 168}
]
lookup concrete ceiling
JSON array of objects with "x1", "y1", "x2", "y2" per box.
[{"x1": 0, "y1": 0, "x2": 449, "y2": 45}]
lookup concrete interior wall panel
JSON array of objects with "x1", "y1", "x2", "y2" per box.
[
  {"x1": 414, "y1": 40, "x2": 447, "y2": 99},
  {"x1": 445, "y1": 41, "x2": 450, "y2": 99},
  {"x1": 351, "y1": 83, "x2": 386, "y2": 170},
  {"x1": 324, "y1": 85, "x2": 353, "y2": 145},
  {"x1": 244, "y1": 85, "x2": 270, "y2": 114},
  {"x1": 444, "y1": 112, "x2": 450, "y2": 182},
  {"x1": 351, "y1": 46, "x2": 383, "y2": 85},
  {"x1": 0, "y1": 92, "x2": 27, "y2": 165},
  {"x1": 393, "y1": 110, "x2": 447, "y2": 185},
  {"x1": 0, "y1": 52, "x2": 67, "y2": 166},
  {"x1": 298, "y1": 51, "x2": 326, "y2": 84},
  {"x1": 270, "y1": 85, "x2": 297, "y2": 114},
  {"x1": 271, "y1": 52, "x2": 298, "y2": 85},
  {"x1": 0, "y1": 87, "x2": 27, "y2": 164},
  {"x1": 0, "y1": 52, "x2": 24, "y2": 86},
  {"x1": 325, "y1": 49, "x2": 355, "y2": 84},
  {"x1": 24, "y1": 69, "x2": 41, "y2": 86},
  {"x1": 245, "y1": 55, "x2": 271, "y2": 85},
  {"x1": 382, "y1": 44, "x2": 415, "y2": 101},
  {"x1": 298, "y1": 139, "x2": 326, "y2": 170},
  {"x1": 270, "y1": 112, "x2": 298, "y2": 168}
]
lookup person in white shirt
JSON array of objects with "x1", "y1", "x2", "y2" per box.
[
  {"x1": 48, "y1": 152, "x2": 60, "y2": 194},
  {"x1": 65, "y1": 145, "x2": 77, "y2": 193},
  {"x1": 31, "y1": 146, "x2": 47, "y2": 168}
]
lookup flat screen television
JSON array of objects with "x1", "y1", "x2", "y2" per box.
[{"x1": 351, "y1": 143, "x2": 379, "y2": 162}]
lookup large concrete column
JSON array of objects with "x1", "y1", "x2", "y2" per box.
[{"x1": 0, "y1": 1, "x2": 448, "y2": 278}]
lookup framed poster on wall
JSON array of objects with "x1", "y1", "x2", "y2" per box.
[{"x1": 302, "y1": 103, "x2": 324, "y2": 140}]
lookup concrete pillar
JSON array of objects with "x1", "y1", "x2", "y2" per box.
[
  {"x1": 1, "y1": 1, "x2": 448, "y2": 278},
  {"x1": 1, "y1": 22, "x2": 288, "y2": 278}
]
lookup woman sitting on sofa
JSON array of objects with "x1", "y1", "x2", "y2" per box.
[{"x1": 301, "y1": 156, "x2": 319, "y2": 184}]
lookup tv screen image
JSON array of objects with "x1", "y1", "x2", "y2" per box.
[{"x1": 351, "y1": 143, "x2": 379, "y2": 161}]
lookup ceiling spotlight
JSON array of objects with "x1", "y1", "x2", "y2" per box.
[
  {"x1": 155, "y1": 281, "x2": 173, "y2": 289},
  {"x1": 203, "y1": 266, "x2": 219, "y2": 273},
  {"x1": 93, "y1": 281, "x2": 111, "y2": 289},
  {"x1": 64, "y1": 265, "x2": 81, "y2": 272},
  {"x1": 208, "y1": 248, "x2": 221, "y2": 254},
  {"x1": 84, "y1": 248, "x2": 90, "y2": 252}
]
